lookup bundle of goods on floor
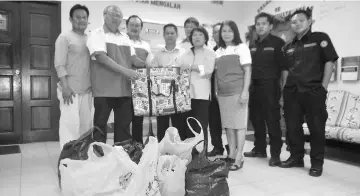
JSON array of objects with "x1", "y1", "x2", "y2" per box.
[{"x1": 58, "y1": 117, "x2": 231, "y2": 196}]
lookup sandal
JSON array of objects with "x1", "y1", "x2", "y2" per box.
[
  {"x1": 220, "y1": 157, "x2": 235, "y2": 164},
  {"x1": 230, "y1": 160, "x2": 244, "y2": 171}
]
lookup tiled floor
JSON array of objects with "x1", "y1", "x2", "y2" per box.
[{"x1": 0, "y1": 133, "x2": 359, "y2": 196}]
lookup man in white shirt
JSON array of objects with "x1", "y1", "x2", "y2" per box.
[
  {"x1": 153, "y1": 23, "x2": 187, "y2": 141},
  {"x1": 54, "y1": 4, "x2": 92, "y2": 148}
]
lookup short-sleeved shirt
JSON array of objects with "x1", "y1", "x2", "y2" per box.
[
  {"x1": 178, "y1": 39, "x2": 193, "y2": 50},
  {"x1": 249, "y1": 34, "x2": 285, "y2": 80},
  {"x1": 152, "y1": 46, "x2": 185, "y2": 67},
  {"x1": 87, "y1": 25, "x2": 136, "y2": 97},
  {"x1": 54, "y1": 31, "x2": 91, "y2": 94},
  {"x1": 179, "y1": 46, "x2": 215, "y2": 100},
  {"x1": 283, "y1": 30, "x2": 339, "y2": 92},
  {"x1": 130, "y1": 38, "x2": 153, "y2": 66},
  {"x1": 215, "y1": 44, "x2": 252, "y2": 96}
]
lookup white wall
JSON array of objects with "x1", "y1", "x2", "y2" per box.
[
  {"x1": 60, "y1": 1, "x2": 249, "y2": 36},
  {"x1": 237, "y1": 1, "x2": 360, "y2": 95}
]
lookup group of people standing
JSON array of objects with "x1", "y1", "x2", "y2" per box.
[{"x1": 55, "y1": 4, "x2": 338, "y2": 178}]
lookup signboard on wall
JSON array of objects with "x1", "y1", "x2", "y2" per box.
[{"x1": 246, "y1": 6, "x2": 314, "y2": 44}]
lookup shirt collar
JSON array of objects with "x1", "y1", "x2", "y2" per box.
[
  {"x1": 181, "y1": 38, "x2": 190, "y2": 43},
  {"x1": 256, "y1": 33, "x2": 271, "y2": 44},
  {"x1": 293, "y1": 29, "x2": 312, "y2": 43},
  {"x1": 103, "y1": 24, "x2": 120, "y2": 34},
  {"x1": 127, "y1": 34, "x2": 143, "y2": 43},
  {"x1": 161, "y1": 45, "x2": 181, "y2": 53}
]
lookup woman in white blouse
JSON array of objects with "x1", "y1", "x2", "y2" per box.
[
  {"x1": 179, "y1": 27, "x2": 215, "y2": 139},
  {"x1": 215, "y1": 20, "x2": 252, "y2": 171}
]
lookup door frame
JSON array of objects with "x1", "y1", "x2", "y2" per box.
[
  {"x1": 0, "y1": 2, "x2": 22, "y2": 145},
  {"x1": 20, "y1": 1, "x2": 62, "y2": 143}
]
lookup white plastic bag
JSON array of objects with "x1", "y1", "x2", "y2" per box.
[
  {"x1": 133, "y1": 136, "x2": 161, "y2": 196},
  {"x1": 159, "y1": 117, "x2": 204, "y2": 162},
  {"x1": 59, "y1": 142, "x2": 138, "y2": 196},
  {"x1": 157, "y1": 155, "x2": 187, "y2": 196}
]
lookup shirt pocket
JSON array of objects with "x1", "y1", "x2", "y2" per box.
[
  {"x1": 285, "y1": 48, "x2": 295, "y2": 68},
  {"x1": 303, "y1": 42, "x2": 320, "y2": 63},
  {"x1": 250, "y1": 47, "x2": 257, "y2": 58},
  {"x1": 263, "y1": 47, "x2": 275, "y2": 61}
]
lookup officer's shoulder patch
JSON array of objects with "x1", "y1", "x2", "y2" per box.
[{"x1": 320, "y1": 40, "x2": 328, "y2": 48}]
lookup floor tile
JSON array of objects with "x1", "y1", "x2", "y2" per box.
[
  {"x1": 230, "y1": 183, "x2": 268, "y2": 196},
  {"x1": 0, "y1": 154, "x2": 21, "y2": 171},
  {"x1": 0, "y1": 135, "x2": 358, "y2": 196},
  {"x1": 0, "y1": 169, "x2": 21, "y2": 196}
]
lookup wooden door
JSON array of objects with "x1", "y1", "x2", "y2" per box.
[
  {"x1": 21, "y1": 2, "x2": 60, "y2": 143},
  {"x1": 0, "y1": 2, "x2": 22, "y2": 144}
]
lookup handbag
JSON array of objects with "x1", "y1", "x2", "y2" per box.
[
  {"x1": 185, "y1": 121, "x2": 230, "y2": 196},
  {"x1": 132, "y1": 67, "x2": 191, "y2": 117}
]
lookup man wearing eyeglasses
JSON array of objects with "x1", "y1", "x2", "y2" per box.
[{"x1": 87, "y1": 5, "x2": 148, "y2": 143}]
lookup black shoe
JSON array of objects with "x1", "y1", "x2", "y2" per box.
[
  {"x1": 225, "y1": 145, "x2": 230, "y2": 155},
  {"x1": 309, "y1": 167, "x2": 323, "y2": 177},
  {"x1": 269, "y1": 157, "x2": 281, "y2": 167},
  {"x1": 244, "y1": 148, "x2": 267, "y2": 158},
  {"x1": 207, "y1": 148, "x2": 224, "y2": 157},
  {"x1": 279, "y1": 157, "x2": 304, "y2": 168}
]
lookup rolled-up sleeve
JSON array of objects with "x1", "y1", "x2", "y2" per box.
[
  {"x1": 236, "y1": 44, "x2": 252, "y2": 66},
  {"x1": 144, "y1": 42, "x2": 154, "y2": 65},
  {"x1": 54, "y1": 34, "x2": 68, "y2": 78},
  {"x1": 87, "y1": 29, "x2": 107, "y2": 58}
]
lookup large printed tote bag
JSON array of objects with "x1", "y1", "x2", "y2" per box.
[{"x1": 132, "y1": 67, "x2": 191, "y2": 117}]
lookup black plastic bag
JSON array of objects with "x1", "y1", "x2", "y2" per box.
[
  {"x1": 114, "y1": 139, "x2": 144, "y2": 164},
  {"x1": 57, "y1": 126, "x2": 106, "y2": 188},
  {"x1": 185, "y1": 120, "x2": 230, "y2": 196}
]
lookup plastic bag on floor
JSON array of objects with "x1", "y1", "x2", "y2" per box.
[
  {"x1": 59, "y1": 142, "x2": 138, "y2": 196},
  {"x1": 57, "y1": 126, "x2": 106, "y2": 188},
  {"x1": 133, "y1": 136, "x2": 161, "y2": 196},
  {"x1": 157, "y1": 155, "x2": 187, "y2": 196},
  {"x1": 185, "y1": 127, "x2": 230, "y2": 196},
  {"x1": 159, "y1": 117, "x2": 204, "y2": 163},
  {"x1": 114, "y1": 139, "x2": 144, "y2": 164}
]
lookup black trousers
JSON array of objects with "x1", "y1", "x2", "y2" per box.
[
  {"x1": 93, "y1": 97, "x2": 132, "y2": 143},
  {"x1": 283, "y1": 87, "x2": 328, "y2": 168},
  {"x1": 130, "y1": 100, "x2": 144, "y2": 144},
  {"x1": 249, "y1": 79, "x2": 283, "y2": 157},
  {"x1": 157, "y1": 112, "x2": 188, "y2": 141},
  {"x1": 185, "y1": 99, "x2": 210, "y2": 140},
  {"x1": 208, "y1": 96, "x2": 223, "y2": 150}
]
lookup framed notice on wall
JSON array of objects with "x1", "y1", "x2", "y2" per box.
[
  {"x1": 341, "y1": 56, "x2": 360, "y2": 81},
  {"x1": 0, "y1": 12, "x2": 8, "y2": 31}
]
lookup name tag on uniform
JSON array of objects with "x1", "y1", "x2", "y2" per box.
[
  {"x1": 286, "y1": 48, "x2": 295, "y2": 53},
  {"x1": 304, "y1": 42, "x2": 317, "y2": 48},
  {"x1": 250, "y1": 48, "x2": 257, "y2": 52},
  {"x1": 264, "y1": 47, "x2": 274, "y2": 51}
]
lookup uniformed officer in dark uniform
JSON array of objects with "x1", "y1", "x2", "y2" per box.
[
  {"x1": 279, "y1": 10, "x2": 338, "y2": 177},
  {"x1": 244, "y1": 12, "x2": 285, "y2": 167},
  {"x1": 208, "y1": 22, "x2": 228, "y2": 157}
]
